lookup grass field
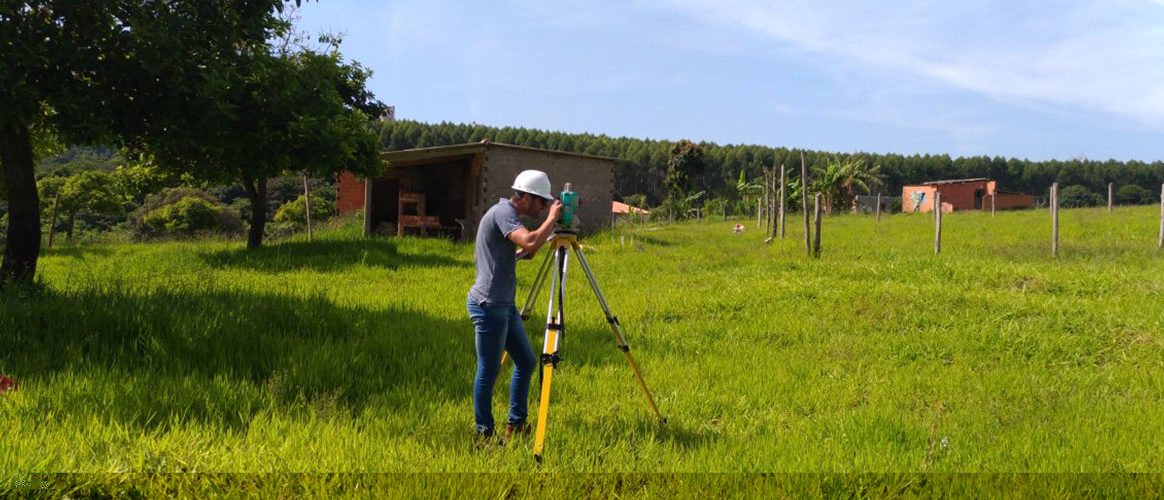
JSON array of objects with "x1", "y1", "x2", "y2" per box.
[{"x1": 3, "y1": 207, "x2": 1164, "y2": 495}]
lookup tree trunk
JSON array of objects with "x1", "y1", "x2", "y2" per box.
[
  {"x1": 0, "y1": 124, "x2": 40, "y2": 283},
  {"x1": 242, "y1": 172, "x2": 268, "y2": 249}
]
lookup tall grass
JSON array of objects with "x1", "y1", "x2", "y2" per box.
[{"x1": 2, "y1": 207, "x2": 1163, "y2": 494}]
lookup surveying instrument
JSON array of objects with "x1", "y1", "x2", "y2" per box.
[{"x1": 503, "y1": 183, "x2": 665, "y2": 463}]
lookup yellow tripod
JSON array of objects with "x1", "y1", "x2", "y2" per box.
[{"x1": 507, "y1": 229, "x2": 665, "y2": 463}]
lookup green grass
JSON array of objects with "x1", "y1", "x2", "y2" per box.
[{"x1": 3, "y1": 208, "x2": 1164, "y2": 495}]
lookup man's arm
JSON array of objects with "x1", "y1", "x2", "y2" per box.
[{"x1": 509, "y1": 200, "x2": 562, "y2": 257}]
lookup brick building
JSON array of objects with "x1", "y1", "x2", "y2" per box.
[
  {"x1": 901, "y1": 178, "x2": 1034, "y2": 213},
  {"x1": 336, "y1": 141, "x2": 617, "y2": 239}
]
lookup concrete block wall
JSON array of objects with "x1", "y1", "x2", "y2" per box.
[{"x1": 475, "y1": 146, "x2": 615, "y2": 233}]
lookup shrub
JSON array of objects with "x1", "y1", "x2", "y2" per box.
[
  {"x1": 141, "y1": 197, "x2": 222, "y2": 235},
  {"x1": 1115, "y1": 184, "x2": 1156, "y2": 205},
  {"x1": 1058, "y1": 185, "x2": 1102, "y2": 208},
  {"x1": 130, "y1": 187, "x2": 242, "y2": 238},
  {"x1": 274, "y1": 194, "x2": 335, "y2": 227}
]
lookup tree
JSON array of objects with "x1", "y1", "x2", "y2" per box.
[
  {"x1": 58, "y1": 171, "x2": 126, "y2": 242},
  {"x1": 811, "y1": 156, "x2": 882, "y2": 213},
  {"x1": 1, "y1": 0, "x2": 287, "y2": 282},
  {"x1": 1116, "y1": 184, "x2": 1155, "y2": 205},
  {"x1": 134, "y1": 37, "x2": 385, "y2": 249},
  {"x1": 665, "y1": 139, "x2": 706, "y2": 198},
  {"x1": 732, "y1": 170, "x2": 762, "y2": 215},
  {"x1": 1058, "y1": 185, "x2": 1102, "y2": 208}
]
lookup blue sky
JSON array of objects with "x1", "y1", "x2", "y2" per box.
[{"x1": 295, "y1": 0, "x2": 1164, "y2": 162}]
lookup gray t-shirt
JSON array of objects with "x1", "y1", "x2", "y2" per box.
[{"x1": 469, "y1": 199, "x2": 526, "y2": 306}]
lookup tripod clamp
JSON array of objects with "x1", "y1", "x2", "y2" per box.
[{"x1": 540, "y1": 352, "x2": 560, "y2": 367}]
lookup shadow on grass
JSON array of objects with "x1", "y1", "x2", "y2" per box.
[
  {"x1": 40, "y1": 245, "x2": 116, "y2": 259},
  {"x1": 200, "y1": 238, "x2": 466, "y2": 273},
  {"x1": 563, "y1": 413, "x2": 717, "y2": 451},
  {"x1": 624, "y1": 234, "x2": 675, "y2": 247},
  {"x1": 1, "y1": 284, "x2": 473, "y2": 431}
]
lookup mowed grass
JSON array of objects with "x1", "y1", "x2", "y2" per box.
[{"x1": 2, "y1": 207, "x2": 1164, "y2": 493}]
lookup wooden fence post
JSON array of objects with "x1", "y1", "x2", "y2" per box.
[
  {"x1": 813, "y1": 193, "x2": 822, "y2": 258},
  {"x1": 1052, "y1": 182, "x2": 1059, "y2": 257},
  {"x1": 763, "y1": 171, "x2": 770, "y2": 237},
  {"x1": 1158, "y1": 183, "x2": 1163, "y2": 250},
  {"x1": 802, "y1": 151, "x2": 810, "y2": 256},
  {"x1": 934, "y1": 192, "x2": 942, "y2": 254},
  {"x1": 875, "y1": 192, "x2": 882, "y2": 222},
  {"x1": 304, "y1": 174, "x2": 314, "y2": 242},
  {"x1": 778, "y1": 164, "x2": 786, "y2": 239},
  {"x1": 991, "y1": 193, "x2": 996, "y2": 217},
  {"x1": 769, "y1": 164, "x2": 777, "y2": 236},
  {"x1": 1108, "y1": 182, "x2": 1114, "y2": 212}
]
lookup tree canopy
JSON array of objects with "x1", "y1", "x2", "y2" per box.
[
  {"x1": 131, "y1": 34, "x2": 386, "y2": 248},
  {"x1": 1, "y1": 0, "x2": 290, "y2": 282}
]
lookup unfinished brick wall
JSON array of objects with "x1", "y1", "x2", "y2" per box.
[
  {"x1": 336, "y1": 171, "x2": 365, "y2": 213},
  {"x1": 902, "y1": 186, "x2": 938, "y2": 212},
  {"x1": 990, "y1": 193, "x2": 1036, "y2": 210}
]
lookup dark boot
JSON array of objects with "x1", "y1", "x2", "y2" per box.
[
  {"x1": 475, "y1": 429, "x2": 496, "y2": 449},
  {"x1": 505, "y1": 422, "x2": 531, "y2": 441}
]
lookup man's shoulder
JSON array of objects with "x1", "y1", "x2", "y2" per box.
[{"x1": 485, "y1": 199, "x2": 517, "y2": 219}]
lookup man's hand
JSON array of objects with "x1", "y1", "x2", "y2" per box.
[
  {"x1": 546, "y1": 200, "x2": 564, "y2": 224},
  {"x1": 510, "y1": 199, "x2": 564, "y2": 259}
]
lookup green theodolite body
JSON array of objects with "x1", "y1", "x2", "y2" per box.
[{"x1": 560, "y1": 186, "x2": 578, "y2": 227}]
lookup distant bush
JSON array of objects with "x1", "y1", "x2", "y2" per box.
[
  {"x1": 1115, "y1": 184, "x2": 1156, "y2": 205},
  {"x1": 274, "y1": 193, "x2": 335, "y2": 227},
  {"x1": 1058, "y1": 185, "x2": 1102, "y2": 208},
  {"x1": 141, "y1": 197, "x2": 222, "y2": 235},
  {"x1": 130, "y1": 187, "x2": 242, "y2": 239}
]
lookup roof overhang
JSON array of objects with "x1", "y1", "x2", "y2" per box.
[{"x1": 379, "y1": 141, "x2": 624, "y2": 168}]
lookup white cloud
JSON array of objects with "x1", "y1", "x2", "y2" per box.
[{"x1": 656, "y1": 0, "x2": 1164, "y2": 128}]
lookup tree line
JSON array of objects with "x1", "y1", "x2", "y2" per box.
[{"x1": 374, "y1": 120, "x2": 1164, "y2": 209}]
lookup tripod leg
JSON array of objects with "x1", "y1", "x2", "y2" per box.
[
  {"x1": 533, "y1": 328, "x2": 558, "y2": 461},
  {"x1": 533, "y1": 244, "x2": 567, "y2": 461},
  {"x1": 571, "y1": 242, "x2": 665, "y2": 422},
  {"x1": 520, "y1": 246, "x2": 555, "y2": 320}
]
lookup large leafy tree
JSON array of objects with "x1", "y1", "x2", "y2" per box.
[
  {"x1": 1, "y1": 0, "x2": 286, "y2": 282},
  {"x1": 133, "y1": 36, "x2": 385, "y2": 249},
  {"x1": 665, "y1": 139, "x2": 706, "y2": 199}
]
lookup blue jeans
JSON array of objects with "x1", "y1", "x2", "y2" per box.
[{"x1": 467, "y1": 293, "x2": 538, "y2": 434}]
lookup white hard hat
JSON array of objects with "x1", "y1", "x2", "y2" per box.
[{"x1": 511, "y1": 170, "x2": 554, "y2": 201}]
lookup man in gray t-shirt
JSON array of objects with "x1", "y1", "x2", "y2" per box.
[{"x1": 466, "y1": 170, "x2": 562, "y2": 442}]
